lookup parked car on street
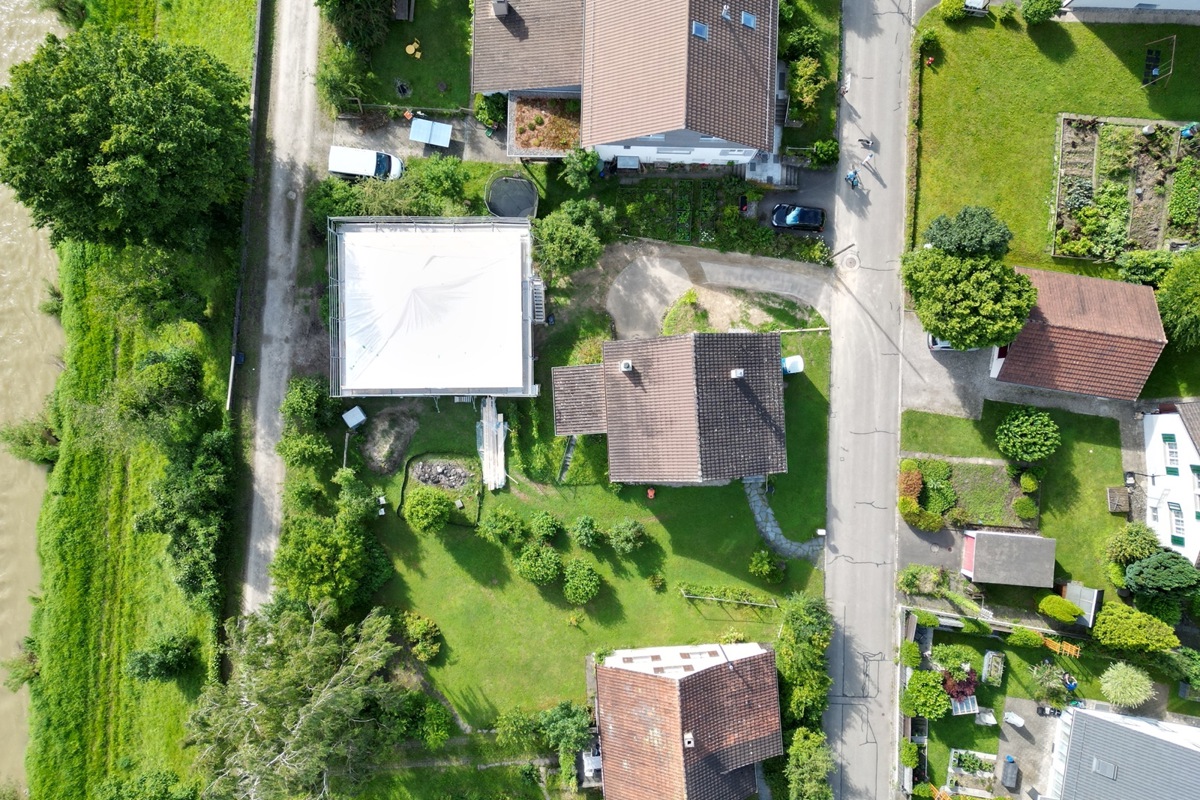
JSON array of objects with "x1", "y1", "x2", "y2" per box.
[
  {"x1": 927, "y1": 334, "x2": 980, "y2": 352},
  {"x1": 771, "y1": 204, "x2": 826, "y2": 232}
]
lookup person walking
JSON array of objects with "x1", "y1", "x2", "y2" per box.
[{"x1": 862, "y1": 152, "x2": 876, "y2": 168}]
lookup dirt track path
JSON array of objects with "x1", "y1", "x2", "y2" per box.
[{"x1": 241, "y1": 0, "x2": 323, "y2": 613}]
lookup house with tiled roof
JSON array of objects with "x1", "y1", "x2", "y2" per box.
[
  {"x1": 551, "y1": 333, "x2": 787, "y2": 484},
  {"x1": 988, "y1": 268, "x2": 1166, "y2": 401},
  {"x1": 1142, "y1": 401, "x2": 1200, "y2": 566},
  {"x1": 592, "y1": 643, "x2": 784, "y2": 800},
  {"x1": 471, "y1": 0, "x2": 779, "y2": 165}
]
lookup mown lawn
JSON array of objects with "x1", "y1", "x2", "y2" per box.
[
  {"x1": 363, "y1": 0, "x2": 472, "y2": 110},
  {"x1": 346, "y1": 765, "x2": 543, "y2": 800},
  {"x1": 28, "y1": 243, "x2": 234, "y2": 799},
  {"x1": 915, "y1": 18, "x2": 1200, "y2": 268},
  {"x1": 770, "y1": 332, "x2": 830, "y2": 543},
  {"x1": 901, "y1": 401, "x2": 1124, "y2": 608}
]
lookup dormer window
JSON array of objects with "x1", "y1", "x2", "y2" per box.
[{"x1": 692, "y1": 21, "x2": 709, "y2": 39}]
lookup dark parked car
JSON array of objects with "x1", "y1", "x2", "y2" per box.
[{"x1": 771, "y1": 204, "x2": 826, "y2": 232}]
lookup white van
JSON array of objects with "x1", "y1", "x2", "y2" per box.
[{"x1": 327, "y1": 145, "x2": 404, "y2": 180}]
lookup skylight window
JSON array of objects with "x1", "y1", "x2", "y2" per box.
[
  {"x1": 741, "y1": 11, "x2": 756, "y2": 28},
  {"x1": 692, "y1": 21, "x2": 709, "y2": 39}
]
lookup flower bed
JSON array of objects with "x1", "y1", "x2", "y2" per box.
[{"x1": 508, "y1": 94, "x2": 580, "y2": 156}]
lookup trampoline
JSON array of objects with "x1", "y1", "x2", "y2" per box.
[{"x1": 485, "y1": 171, "x2": 539, "y2": 219}]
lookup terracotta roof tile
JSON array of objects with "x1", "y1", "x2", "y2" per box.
[
  {"x1": 996, "y1": 269, "x2": 1166, "y2": 401},
  {"x1": 471, "y1": 0, "x2": 583, "y2": 95},
  {"x1": 551, "y1": 364, "x2": 607, "y2": 435},
  {"x1": 581, "y1": 0, "x2": 776, "y2": 150},
  {"x1": 596, "y1": 647, "x2": 783, "y2": 800}
]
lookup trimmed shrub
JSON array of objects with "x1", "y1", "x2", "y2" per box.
[
  {"x1": 995, "y1": 406, "x2": 1061, "y2": 462},
  {"x1": 961, "y1": 618, "x2": 992, "y2": 636},
  {"x1": 900, "y1": 670, "x2": 951, "y2": 720},
  {"x1": 569, "y1": 515, "x2": 601, "y2": 549},
  {"x1": 996, "y1": 1, "x2": 1017, "y2": 21},
  {"x1": 515, "y1": 545, "x2": 563, "y2": 586},
  {"x1": 1117, "y1": 249, "x2": 1175, "y2": 287},
  {"x1": 900, "y1": 458, "x2": 919, "y2": 472},
  {"x1": 1022, "y1": 0, "x2": 1062, "y2": 25},
  {"x1": 477, "y1": 506, "x2": 527, "y2": 549},
  {"x1": 1019, "y1": 472, "x2": 1039, "y2": 493},
  {"x1": 403, "y1": 486, "x2": 452, "y2": 534},
  {"x1": 810, "y1": 139, "x2": 840, "y2": 168},
  {"x1": 749, "y1": 549, "x2": 785, "y2": 584},
  {"x1": 898, "y1": 469, "x2": 923, "y2": 500},
  {"x1": 1094, "y1": 602, "x2": 1180, "y2": 651},
  {"x1": 1006, "y1": 626, "x2": 1045, "y2": 648},
  {"x1": 899, "y1": 496, "x2": 944, "y2": 532},
  {"x1": 1012, "y1": 495, "x2": 1038, "y2": 520},
  {"x1": 1106, "y1": 522, "x2": 1162, "y2": 566},
  {"x1": 1125, "y1": 550, "x2": 1200, "y2": 596},
  {"x1": 1039, "y1": 594, "x2": 1084, "y2": 623},
  {"x1": 931, "y1": 644, "x2": 981, "y2": 679},
  {"x1": 946, "y1": 507, "x2": 972, "y2": 528},
  {"x1": 899, "y1": 640, "x2": 922, "y2": 668},
  {"x1": 528, "y1": 511, "x2": 564, "y2": 545},
  {"x1": 900, "y1": 740, "x2": 919, "y2": 769},
  {"x1": 939, "y1": 0, "x2": 967, "y2": 22},
  {"x1": 402, "y1": 612, "x2": 442, "y2": 662},
  {"x1": 913, "y1": 609, "x2": 940, "y2": 628},
  {"x1": 609, "y1": 518, "x2": 647, "y2": 556},
  {"x1": 562, "y1": 559, "x2": 602, "y2": 605},
  {"x1": 1100, "y1": 662, "x2": 1156, "y2": 708},
  {"x1": 1108, "y1": 560, "x2": 1128, "y2": 589}
]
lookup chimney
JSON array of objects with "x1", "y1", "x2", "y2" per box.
[
  {"x1": 730, "y1": 368, "x2": 745, "y2": 380},
  {"x1": 492, "y1": 0, "x2": 508, "y2": 17},
  {"x1": 620, "y1": 360, "x2": 634, "y2": 373}
]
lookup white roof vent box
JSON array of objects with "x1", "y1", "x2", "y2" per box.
[
  {"x1": 620, "y1": 359, "x2": 634, "y2": 373},
  {"x1": 683, "y1": 732, "x2": 695, "y2": 748},
  {"x1": 730, "y1": 368, "x2": 745, "y2": 380}
]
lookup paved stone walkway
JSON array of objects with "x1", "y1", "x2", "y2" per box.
[
  {"x1": 744, "y1": 476, "x2": 823, "y2": 561},
  {"x1": 900, "y1": 450, "x2": 1008, "y2": 467}
]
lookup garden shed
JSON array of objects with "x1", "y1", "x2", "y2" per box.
[{"x1": 960, "y1": 529, "x2": 1056, "y2": 588}]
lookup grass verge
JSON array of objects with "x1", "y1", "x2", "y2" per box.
[{"x1": 769, "y1": 332, "x2": 830, "y2": 542}]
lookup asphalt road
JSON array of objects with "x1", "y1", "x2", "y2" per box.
[
  {"x1": 822, "y1": 1, "x2": 913, "y2": 797},
  {"x1": 240, "y1": 0, "x2": 323, "y2": 613}
]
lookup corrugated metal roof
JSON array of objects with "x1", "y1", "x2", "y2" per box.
[{"x1": 1059, "y1": 709, "x2": 1200, "y2": 800}]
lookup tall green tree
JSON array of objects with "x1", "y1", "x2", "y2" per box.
[
  {"x1": 188, "y1": 604, "x2": 445, "y2": 799},
  {"x1": 785, "y1": 728, "x2": 835, "y2": 800},
  {"x1": 1158, "y1": 251, "x2": 1200, "y2": 350},
  {"x1": 901, "y1": 249, "x2": 1036, "y2": 350},
  {"x1": 0, "y1": 28, "x2": 249, "y2": 248},
  {"x1": 776, "y1": 593, "x2": 834, "y2": 727},
  {"x1": 922, "y1": 206, "x2": 1013, "y2": 258}
]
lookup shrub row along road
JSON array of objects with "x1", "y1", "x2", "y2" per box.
[
  {"x1": 242, "y1": 0, "x2": 323, "y2": 612},
  {"x1": 822, "y1": 1, "x2": 908, "y2": 797}
]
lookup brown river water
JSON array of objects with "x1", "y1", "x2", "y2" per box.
[{"x1": 0, "y1": 0, "x2": 66, "y2": 784}]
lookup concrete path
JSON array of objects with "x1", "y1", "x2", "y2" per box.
[
  {"x1": 744, "y1": 477, "x2": 824, "y2": 561},
  {"x1": 821, "y1": 2, "x2": 911, "y2": 798},
  {"x1": 240, "y1": 0, "x2": 324, "y2": 612},
  {"x1": 603, "y1": 240, "x2": 834, "y2": 339}
]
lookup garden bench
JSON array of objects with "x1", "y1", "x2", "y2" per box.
[{"x1": 394, "y1": 0, "x2": 414, "y2": 21}]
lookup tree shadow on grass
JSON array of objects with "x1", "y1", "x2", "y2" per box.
[
  {"x1": 448, "y1": 683, "x2": 500, "y2": 730},
  {"x1": 1028, "y1": 21, "x2": 1076, "y2": 63},
  {"x1": 440, "y1": 525, "x2": 513, "y2": 588},
  {"x1": 585, "y1": 578, "x2": 626, "y2": 628}
]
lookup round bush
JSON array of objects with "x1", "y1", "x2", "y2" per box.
[
  {"x1": 939, "y1": 0, "x2": 967, "y2": 22},
  {"x1": 1012, "y1": 495, "x2": 1038, "y2": 520},
  {"x1": 1038, "y1": 594, "x2": 1084, "y2": 624},
  {"x1": 609, "y1": 518, "x2": 646, "y2": 556},
  {"x1": 403, "y1": 611, "x2": 442, "y2": 662},
  {"x1": 515, "y1": 544, "x2": 563, "y2": 586},
  {"x1": 900, "y1": 458, "x2": 919, "y2": 472},
  {"x1": 1100, "y1": 662, "x2": 1155, "y2": 708},
  {"x1": 995, "y1": 406, "x2": 1061, "y2": 462},
  {"x1": 570, "y1": 515, "x2": 601, "y2": 549},
  {"x1": 403, "y1": 486, "x2": 453, "y2": 534},
  {"x1": 562, "y1": 559, "x2": 601, "y2": 605},
  {"x1": 478, "y1": 506, "x2": 527, "y2": 548},
  {"x1": 1006, "y1": 626, "x2": 1045, "y2": 648},
  {"x1": 1106, "y1": 522, "x2": 1161, "y2": 566},
  {"x1": 899, "y1": 640, "x2": 923, "y2": 668},
  {"x1": 1022, "y1": 0, "x2": 1062, "y2": 26},
  {"x1": 529, "y1": 511, "x2": 564, "y2": 545},
  {"x1": 1019, "y1": 472, "x2": 1039, "y2": 493},
  {"x1": 749, "y1": 549, "x2": 784, "y2": 584},
  {"x1": 898, "y1": 469, "x2": 923, "y2": 500}
]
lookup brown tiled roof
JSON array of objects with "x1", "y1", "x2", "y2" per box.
[
  {"x1": 581, "y1": 0, "x2": 777, "y2": 150},
  {"x1": 1178, "y1": 402, "x2": 1200, "y2": 448},
  {"x1": 471, "y1": 0, "x2": 583, "y2": 95},
  {"x1": 996, "y1": 268, "x2": 1166, "y2": 401},
  {"x1": 695, "y1": 333, "x2": 787, "y2": 479},
  {"x1": 551, "y1": 364, "x2": 607, "y2": 434},
  {"x1": 558, "y1": 333, "x2": 785, "y2": 484},
  {"x1": 603, "y1": 336, "x2": 702, "y2": 483},
  {"x1": 595, "y1": 648, "x2": 783, "y2": 800}
]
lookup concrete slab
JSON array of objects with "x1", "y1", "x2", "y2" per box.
[
  {"x1": 900, "y1": 310, "x2": 990, "y2": 418},
  {"x1": 993, "y1": 698, "x2": 1056, "y2": 800},
  {"x1": 605, "y1": 253, "x2": 692, "y2": 340}
]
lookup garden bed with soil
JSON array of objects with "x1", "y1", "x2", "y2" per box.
[
  {"x1": 406, "y1": 455, "x2": 481, "y2": 525},
  {"x1": 507, "y1": 94, "x2": 580, "y2": 157},
  {"x1": 1053, "y1": 115, "x2": 1185, "y2": 260}
]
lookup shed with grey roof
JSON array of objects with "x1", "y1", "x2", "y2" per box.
[{"x1": 960, "y1": 530, "x2": 1056, "y2": 588}]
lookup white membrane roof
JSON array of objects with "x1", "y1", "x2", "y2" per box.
[{"x1": 337, "y1": 221, "x2": 530, "y2": 394}]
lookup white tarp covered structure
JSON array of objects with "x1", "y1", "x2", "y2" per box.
[{"x1": 328, "y1": 218, "x2": 537, "y2": 397}]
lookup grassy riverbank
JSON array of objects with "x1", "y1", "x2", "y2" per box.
[{"x1": 19, "y1": 1, "x2": 255, "y2": 796}]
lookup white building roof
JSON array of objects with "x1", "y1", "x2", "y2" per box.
[
  {"x1": 600, "y1": 642, "x2": 768, "y2": 679},
  {"x1": 328, "y1": 218, "x2": 536, "y2": 397}
]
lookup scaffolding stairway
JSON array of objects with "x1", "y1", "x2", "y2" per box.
[{"x1": 531, "y1": 276, "x2": 546, "y2": 324}]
